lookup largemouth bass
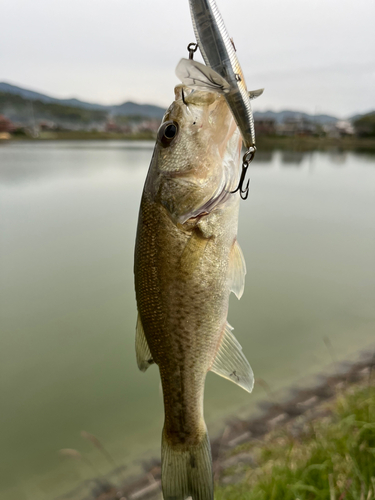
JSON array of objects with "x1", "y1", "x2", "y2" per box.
[
  {"x1": 176, "y1": 0, "x2": 264, "y2": 152},
  {"x1": 134, "y1": 84, "x2": 253, "y2": 500}
]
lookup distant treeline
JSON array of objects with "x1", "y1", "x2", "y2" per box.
[
  {"x1": 2, "y1": 89, "x2": 375, "y2": 138},
  {"x1": 0, "y1": 91, "x2": 160, "y2": 130},
  {"x1": 0, "y1": 92, "x2": 107, "y2": 125},
  {"x1": 354, "y1": 112, "x2": 375, "y2": 137}
]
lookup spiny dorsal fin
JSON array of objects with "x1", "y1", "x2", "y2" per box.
[
  {"x1": 210, "y1": 322, "x2": 254, "y2": 393},
  {"x1": 135, "y1": 313, "x2": 154, "y2": 372},
  {"x1": 176, "y1": 58, "x2": 231, "y2": 94},
  {"x1": 249, "y1": 88, "x2": 264, "y2": 100},
  {"x1": 228, "y1": 240, "x2": 246, "y2": 299}
]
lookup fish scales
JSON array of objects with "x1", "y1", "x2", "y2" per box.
[
  {"x1": 134, "y1": 86, "x2": 253, "y2": 500},
  {"x1": 136, "y1": 195, "x2": 233, "y2": 439}
]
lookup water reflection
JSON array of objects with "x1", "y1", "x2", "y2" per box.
[
  {"x1": 327, "y1": 151, "x2": 349, "y2": 166},
  {"x1": 0, "y1": 141, "x2": 155, "y2": 185},
  {"x1": 2, "y1": 143, "x2": 375, "y2": 187},
  {"x1": 280, "y1": 150, "x2": 305, "y2": 165},
  {"x1": 252, "y1": 150, "x2": 274, "y2": 164},
  {"x1": 1, "y1": 141, "x2": 375, "y2": 500}
]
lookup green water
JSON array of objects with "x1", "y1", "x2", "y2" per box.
[{"x1": 0, "y1": 142, "x2": 374, "y2": 500}]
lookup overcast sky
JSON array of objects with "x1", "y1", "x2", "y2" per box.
[{"x1": 1, "y1": 0, "x2": 374, "y2": 117}]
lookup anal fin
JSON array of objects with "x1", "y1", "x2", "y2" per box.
[
  {"x1": 210, "y1": 323, "x2": 254, "y2": 393},
  {"x1": 135, "y1": 313, "x2": 154, "y2": 372},
  {"x1": 229, "y1": 240, "x2": 246, "y2": 299}
]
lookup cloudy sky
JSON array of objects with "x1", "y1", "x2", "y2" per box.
[{"x1": 1, "y1": 0, "x2": 374, "y2": 117}]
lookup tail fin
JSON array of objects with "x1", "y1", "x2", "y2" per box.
[{"x1": 161, "y1": 428, "x2": 213, "y2": 500}]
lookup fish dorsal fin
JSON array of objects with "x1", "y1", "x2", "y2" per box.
[
  {"x1": 249, "y1": 88, "x2": 264, "y2": 100},
  {"x1": 210, "y1": 323, "x2": 254, "y2": 393},
  {"x1": 228, "y1": 240, "x2": 246, "y2": 299},
  {"x1": 175, "y1": 58, "x2": 231, "y2": 94},
  {"x1": 135, "y1": 313, "x2": 154, "y2": 372}
]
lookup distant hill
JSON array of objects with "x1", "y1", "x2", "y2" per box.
[
  {"x1": 253, "y1": 110, "x2": 338, "y2": 125},
  {"x1": 0, "y1": 82, "x2": 166, "y2": 119},
  {"x1": 109, "y1": 101, "x2": 166, "y2": 119},
  {"x1": 4, "y1": 80, "x2": 374, "y2": 128},
  {"x1": 0, "y1": 91, "x2": 108, "y2": 126}
]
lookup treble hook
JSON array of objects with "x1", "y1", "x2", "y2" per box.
[
  {"x1": 187, "y1": 42, "x2": 198, "y2": 60},
  {"x1": 231, "y1": 146, "x2": 256, "y2": 200}
]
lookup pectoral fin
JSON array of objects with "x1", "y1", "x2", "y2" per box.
[
  {"x1": 180, "y1": 230, "x2": 209, "y2": 275},
  {"x1": 176, "y1": 58, "x2": 231, "y2": 94},
  {"x1": 210, "y1": 323, "x2": 254, "y2": 393},
  {"x1": 228, "y1": 240, "x2": 246, "y2": 299},
  {"x1": 135, "y1": 314, "x2": 154, "y2": 372},
  {"x1": 249, "y1": 88, "x2": 264, "y2": 100}
]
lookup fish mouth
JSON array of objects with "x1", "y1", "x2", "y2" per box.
[{"x1": 159, "y1": 86, "x2": 242, "y2": 226}]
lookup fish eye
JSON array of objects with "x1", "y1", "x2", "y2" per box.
[
  {"x1": 158, "y1": 121, "x2": 179, "y2": 147},
  {"x1": 164, "y1": 123, "x2": 177, "y2": 139}
]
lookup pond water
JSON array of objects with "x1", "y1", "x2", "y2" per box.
[{"x1": 1, "y1": 141, "x2": 374, "y2": 500}]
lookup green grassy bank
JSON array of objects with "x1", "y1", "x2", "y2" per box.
[
  {"x1": 217, "y1": 380, "x2": 375, "y2": 500},
  {"x1": 43, "y1": 362, "x2": 374, "y2": 500}
]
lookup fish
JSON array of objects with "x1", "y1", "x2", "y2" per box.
[
  {"x1": 176, "y1": 0, "x2": 263, "y2": 152},
  {"x1": 134, "y1": 83, "x2": 254, "y2": 500}
]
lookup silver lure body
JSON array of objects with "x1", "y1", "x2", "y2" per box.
[{"x1": 189, "y1": 0, "x2": 256, "y2": 149}]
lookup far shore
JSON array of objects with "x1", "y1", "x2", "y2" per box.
[{"x1": 2, "y1": 131, "x2": 375, "y2": 152}]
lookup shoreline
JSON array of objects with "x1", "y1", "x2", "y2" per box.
[
  {"x1": 2, "y1": 133, "x2": 375, "y2": 152},
  {"x1": 59, "y1": 350, "x2": 375, "y2": 500}
]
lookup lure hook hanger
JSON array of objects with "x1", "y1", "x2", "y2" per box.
[
  {"x1": 187, "y1": 42, "x2": 198, "y2": 60},
  {"x1": 231, "y1": 146, "x2": 256, "y2": 200}
]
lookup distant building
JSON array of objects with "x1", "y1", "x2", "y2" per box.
[
  {"x1": 323, "y1": 120, "x2": 355, "y2": 138},
  {"x1": 277, "y1": 116, "x2": 316, "y2": 136},
  {"x1": 105, "y1": 118, "x2": 138, "y2": 134},
  {"x1": 0, "y1": 115, "x2": 16, "y2": 133},
  {"x1": 105, "y1": 119, "x2": 121, "y2": 133},
  {"x1": 335, "y1": 120, "x2": 355, "y2": 136},
  {"x1": 139, "y1": 121, "x2": 159, "y2": 133},
  {"x1": 255, "y1": 118, "x2": 276, "y2": 135},
  {"x1": 39, "y1": 120, "x2": 57, "y2": 131}
]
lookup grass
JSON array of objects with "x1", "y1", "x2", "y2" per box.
[{"x1": 216, "y1": 383, "x2": 375, "y2": 500}]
